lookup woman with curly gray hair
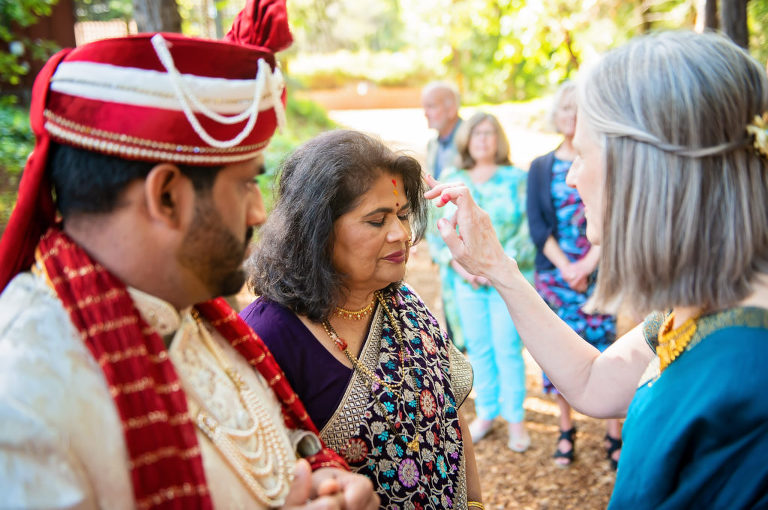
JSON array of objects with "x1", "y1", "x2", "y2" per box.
[
  {"x1": 241, "y1": 130, "x2": 482, "y2": 509},
  {"x1": 427, "y1": 31, "x2": 768, "y2": 508}
]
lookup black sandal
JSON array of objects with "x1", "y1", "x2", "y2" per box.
[
  {"x1": 605, "y1": 433, "x2": 622, "y2": 471},
  {"x1": 552, "y1": 427, "x2": 576, "y2": 467}
]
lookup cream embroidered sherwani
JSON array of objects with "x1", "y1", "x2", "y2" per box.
[{"x1": 0, "y1": 272, "x2": 315, "y2": 509}]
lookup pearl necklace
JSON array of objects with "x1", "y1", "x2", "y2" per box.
[
  {"x1": 657, "y1": 312, "x2": 698, "y2": 372},
  {"x1": 190, "y1": 309, "x2": 294, "y2": 507},
  {"x1": 322, "y1": 291, "x2": 421, "y2": 452}
]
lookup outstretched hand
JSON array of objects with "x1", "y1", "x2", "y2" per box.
[{"x1": 424, "y1": 175, "x2": 518, "y2": 285}]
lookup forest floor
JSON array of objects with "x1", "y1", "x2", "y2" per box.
[{"x1": 404, "y1": 245, "x2": 616, "y2": 510}]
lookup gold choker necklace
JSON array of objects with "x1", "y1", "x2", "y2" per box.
[
  {"x1": 657, "y1": 312, "x2": 698, "y2": 372},
  {"x1": 333, "y1": 297, "x2": 376, "y2": 321}
]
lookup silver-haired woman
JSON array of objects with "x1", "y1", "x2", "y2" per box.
[{"x1": 427, "y1": 31, "x2": 768, "y2": 509}]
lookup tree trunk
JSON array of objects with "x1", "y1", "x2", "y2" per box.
[
  {"x1": 721, "y1": 0, "x2": 749, "y2": 48},
  {"x1": 704, "y1": 0, "x2": 719, "y2": 29},
  {"x1": 132, "y1": 0, "x2": 182, "y2": 33}
]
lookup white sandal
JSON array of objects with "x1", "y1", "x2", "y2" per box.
[{"x1": 468, "y1": 418, "x2": 493, "y2": 444}]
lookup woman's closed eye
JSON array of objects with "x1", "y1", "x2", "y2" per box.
[{"x1": 367, "y1": 212, "x2": 410, "y2": 227}]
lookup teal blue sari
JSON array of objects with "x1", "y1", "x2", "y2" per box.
[{"x1": 610, "y1": 308, "x2": 768, "y2": 509}]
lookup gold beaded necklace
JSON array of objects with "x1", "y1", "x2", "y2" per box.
[
  {"x1": 333, "y1": 296, "x2": 376, "y2": 321},
  {"x1": 321, "y1": 291, "x2": 421, "y2": 452},
  {"x1": 656, "y1": 312, "x2": 698, "y2": 372},
  {"x1": 323, "y1": 292, "x2": 405, "y2": 398}
]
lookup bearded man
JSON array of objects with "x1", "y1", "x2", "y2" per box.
[{"x1": 0, "y1": 1, "x2": 378, "y2": 508}]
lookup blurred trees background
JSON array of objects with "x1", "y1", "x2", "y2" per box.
[
  {"x1": 286, "y1": 0, "x2": 767, "y2": 102},
  {"x1": 0, "y1": 0, "x2": 766, "y2": 231}
]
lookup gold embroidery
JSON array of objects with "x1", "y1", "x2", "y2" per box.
[
  {"x1": 48, "y1": 264, "x2": 105, "y2": 287},
  {"x1": 268, "y1": 373, "x2": 282, "y2": 386},
  {"x1": 157, "y1": 381, "x2": 182, "y2": 394},
  {"x1": 169, "y1": 413, "x2": 192, "y2": 426},
  {"x1": 96, "y1": 345, "x2": 148, "y2": 366},
  {"x1": 45, "y1": 110, "x2": 267, "y2": 154},
  {"x1": 46, "y1": 121, "x2": 268, "y2": 165},
  {"x1": 124, "y1": 410, "x2": 168, "y2": 430},
  {"x1": 129, "y1": 445, "x2": 201, "y2": 469},
  {"x1": 210, "y1": 311, "x2": 236, "y2": 326},
  {"x1": 86, "y1": 315, "x2": 139, "y2": 337},
  {"x1": 449, "y1": 344, "x2": 473, "y2": 407},
  {"x1": 109, "y1": 377, "x2": 181, "y2": 397},
  {"x1": 231, "y1": 334, "x2": 251, "y2": 347},
  {"x1": 136, "y1": 483, "x2": 209, "y2": 509},
  {"x1": 72, "y1": 288, "x2": 125, "y2": 311},
  {"x1": 98, "y1": 346, "x2": 168, "y2": 365},
  {"x1": 110, "y1": 376, "x2": 152, "y2": 397},
  {"x1": 123, "y1": 410, "x2": 191, "y2": 431}
]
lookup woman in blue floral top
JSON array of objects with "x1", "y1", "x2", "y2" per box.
[
  {"x1": 436, "y1": 112, "x2": 535, "y2": 452},
  {"x1": 527, "y1": 82, "x2": 619, "y2": 468}
]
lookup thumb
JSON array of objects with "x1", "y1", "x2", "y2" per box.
[{"x1": 283, "y1": 459, "x2": 313, "y2": 506}]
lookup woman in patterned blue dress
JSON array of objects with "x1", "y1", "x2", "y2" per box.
[{"x1": 527, "y1": 82, "x2": 619, "y2": 468}]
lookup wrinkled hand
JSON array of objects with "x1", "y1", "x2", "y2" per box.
[
  {"x1": 311, "y1": 467, "x2": 379, "y2": 510},
  {"x1": 424, "y1": 177, "x2": 516, "y2": 284},
  {"x1": 282, "y1": 460, "x2": 377, "y2": 509}
]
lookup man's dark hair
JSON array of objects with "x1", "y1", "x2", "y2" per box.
[
  {"x1": 49, "y1": 143, "x2": 222, "y2": 218},
  {"x1": 247, "y1": 129, "x2": 429, "y2": 322}
]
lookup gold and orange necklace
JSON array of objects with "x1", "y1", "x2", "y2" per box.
[{"x1": 656, "y1": 311, "x2": 699, "y2": 372}]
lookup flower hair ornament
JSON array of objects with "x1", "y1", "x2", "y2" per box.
[{"x1": 746, "y1": 112, "x2": 768, "y2": 159}]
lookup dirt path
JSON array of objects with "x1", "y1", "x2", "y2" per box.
[{"x1": 331, "y1": 105, "x2": 616, "y2": 509}]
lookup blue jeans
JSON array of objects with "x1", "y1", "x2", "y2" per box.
[{"x1": 454, "y1": 277, "x2": 526, "y2": 423}]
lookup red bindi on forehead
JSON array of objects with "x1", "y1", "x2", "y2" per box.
[{"x1": 392, "y1": 178, "x2": 399, "y2": 206}]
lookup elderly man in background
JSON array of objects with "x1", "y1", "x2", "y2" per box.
[
  {"x1": 422, "y1": 81, "x2": 465, "y2": 352},
  {"x1": 421, "y1": 81, "x2": 463, "y2": 180},
  {"x1": 0, "y1": 1, "x2": 378, "y2": 508}
]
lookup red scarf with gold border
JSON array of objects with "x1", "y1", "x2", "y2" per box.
[{"x1": 36, "y1": 228, "x2": 346, "y2": 509}]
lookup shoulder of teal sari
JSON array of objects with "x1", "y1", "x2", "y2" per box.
[{"x1": 689, "y1": 306, "x2": 768, "y2": 352}]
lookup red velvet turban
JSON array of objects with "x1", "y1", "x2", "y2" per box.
[{"x1": 0, "y1": 0, "x2": 292, "y2": 291}]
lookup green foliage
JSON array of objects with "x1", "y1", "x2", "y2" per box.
[
  {"x1": 288, "y1": 0, "x2": 406, "y2": 53},
  {"x1": 0, "y1": 100, "x2": 34, "y2": 179},
  {"x1": 262, "y1": 92, "x2": 336, "y2": 173},
  {"x1": 0, "y1": 0, "x2": 61, "y2": 85},
  {"x1": 288, "y1": 49, "x2": 442, "y2": 89},
  {"x1": 258, "y1": 93, "x2": 336, "y2": 212},
  {"x1": 73, "y1": 0, "x2": 132, "y2": 21},
  {"x1": 749, "y1": 0, "x2": 768, "y2": 66},
  {"x1": 0, "y1": 100, "x2": 34, "y2": 232}
]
